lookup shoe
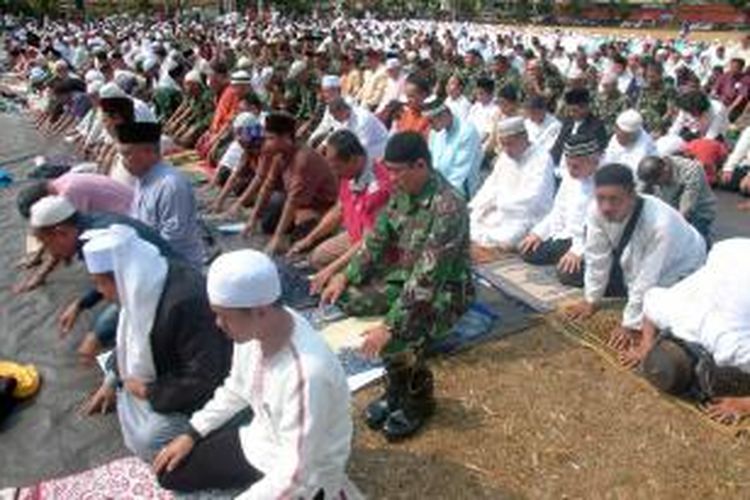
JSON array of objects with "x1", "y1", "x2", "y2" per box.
[
  {"x1": 364, "y1": 364, "x2": 412, "y2": 430},
  {"x1": 383, "y1": 367, "x2": 435, "y2": 442},
  {"x1": 0, "y1": 376, "x2": 18, "y2": 427}
]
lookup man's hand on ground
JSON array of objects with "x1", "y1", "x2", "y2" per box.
[
  {"x1": 704, "y1": 397, "x2": 750, "y2": 425},
  {"x1": 58, "y1": 300, "x2": 82, "y2": 338},
  {"x1": 608, "y1": 326, "x2": 637, "y2": 352},
  {"x1": 563, "y1": 300, "x2": 596, "y2": 321},
  {"x1": 80, "y1": 383, "x2": 116, "y2": 416}
]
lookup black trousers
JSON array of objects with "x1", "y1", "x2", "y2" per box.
[
  {"x1": 521, "y1": 238, "x2": 584, "y2": 288},
  {"x1": 720, "y1": 165, "x2": 750, "y2": 196},
  {"x1": 260, "y1": 191, "x2": 320, "y2": 242},
  {"x1": 158, "y1": 426, "x2": 263, "y2": 493}
]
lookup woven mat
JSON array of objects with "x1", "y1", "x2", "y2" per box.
[
  {"x1": 545, "y1": 306, "x2": 750, "y2": 435},
  {"x1": 474, "y1": 254, "x2": 583, "y2": 313}
]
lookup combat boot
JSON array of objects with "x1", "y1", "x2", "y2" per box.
[
  {"x1": 364, "y1": 363, "x2": 411, "y2": 430},
  {"x1": 382, "y1": 366, "x2": 435, "y2": 442}
]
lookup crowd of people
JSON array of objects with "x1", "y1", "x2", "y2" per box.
[{"x1": 4, "y1": 9, "x2": 750, "y2": 497}]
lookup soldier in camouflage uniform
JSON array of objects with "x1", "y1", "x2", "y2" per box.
[
  {"x1": 594, "y1": 73, "x2": 629, "y2": 136},
  {"x1": 491, "y1": 54, "x2": 522, "y2": 101},
  {"x1": 322, "y1": 132, "x2": 474, "y2": 441},
  {"x1": 636, "y1": 61, "x2": 677, "y2": 137},
  {"x1": 457, "y1": 49, "x2": 485, "y2": 101}
]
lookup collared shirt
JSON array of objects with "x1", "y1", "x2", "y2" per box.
[
  {"x1": 531, "y1": 170, "x2": 594, "y2": 256},
  {"x1": 428, "y1": 115, "x2": 482, "y2": 198},
  {"x1": 393, "y1": 105, "x2": 430, "y2": 137},
  {"x1": 584, "y1": 195, "x2": 707, "y2": 329},
  {"x1": 339, "y1": 159, "x2": 392, "y2": 242},
  {"x1": 189, "y1": 308, "x2": 353, "y2": 499},
  {"x1": 469, "y1": 143, "x2": 556, "y2": 247},
  {"x1": 654, "y1": 156, "x2": 717, "y2": 224},
  {"x1": 52, "y1": 172, "x2": 134, "y2": 215},
  {"x1": 131, "y1": 161, "x2": 205, "y2": 267},
  {"x1": 524, "y1": 113, "x2": 561, "y2": 153}
]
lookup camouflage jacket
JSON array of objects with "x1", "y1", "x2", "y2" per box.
[
  {"x1": 345, "y1": 171, "x2": 475, "y2": 352},
  {"x1": 594, "y1": 91, "x2": 629, "y2": 135},
  {"x1": 636, "y1": 85, "x2": 677, "y2": 135}
]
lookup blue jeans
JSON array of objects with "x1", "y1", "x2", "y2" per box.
[{"x1": 93, "y1": 303, "x2": 119, "y2": 347}]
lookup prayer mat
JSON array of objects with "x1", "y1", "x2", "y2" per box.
[
  {"x1": 166, "y1": 150, "x2": 201, "y2": 166},
  {"x1": 474, "y1": 255, "x2": 583, "y2": 313},
  {"x1": 545, "y1": 306, "x2": 750, "y2": 436}
]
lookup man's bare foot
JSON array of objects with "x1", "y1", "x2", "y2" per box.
[
  {"x1": 470, "y1": 244, "x2": 504, "y2": 264},
  {"x1": 77, "y1": 334, "x2": 103, "y2": 359},
  {"x1": 704, "y1": 397, "x2": 750, "y2": 425}
]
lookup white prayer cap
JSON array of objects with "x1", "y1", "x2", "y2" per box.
[
  {"x1": 29, "y1": 67, "x2": 47, "y2": 83},
  {"x1": 207, "y1": 250, "x2": 281, "y2": 309},
  {"x1": 385, "y1": 57, "x2": 401, "y2": 70},
  {"x1": 495, "y1": 116, "x2": 527, "y2": 138},
  {"x1": 600, "y1": 72, "x2": 617, "y2": 86},
  {"x1": 236, "y1": 56, "x2": 252, "y2": 70},
  {"x1": 184, "y1": 69, "x2": 202, "y2": 84},
  {"x1": 233, "y1": 111, "x2": 260, "y2": 130},
  {"x1": 29, "y1": 195, "x2": 76, "y2": 229},
  {"x1": 616, "y1": 109, "x2": 643, "y2": 133},
  {"x1": 87, "y1": 79, "x2": 104, "y2": 95},
  {"x1": 287, "y1": 60, "x2": 307, "y2": 80},
  {"x1": 84, "y1": 68, "x2": 104, "y2": 83},
  {"x1": 321, "y1": 75, "x2": 341, "y2": 89},
  {"x1": 98, "y1": 82, "x2": 127, "y2": 99},
  {"x1": 81, "y1": 231, "x2": 116, "y2": 274},
  {"x1": 230, "y1": 70, "x2": 252, "y2": 85}
]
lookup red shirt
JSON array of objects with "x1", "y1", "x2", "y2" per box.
[{"x1": 339, "y1": 160, "x2": 393, "y2": 242}]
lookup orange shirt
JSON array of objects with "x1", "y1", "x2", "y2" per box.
[
  {"x1": 209, "y1": 85, "x2": 243, "y2": 135},
  {"x1": 394, "y1": 106, "x2": 430, "y2": 137}
]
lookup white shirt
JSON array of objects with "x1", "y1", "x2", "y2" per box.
[
  {"x1": 315, "y1": 104, "x2": 389, "y2": 161},
  {"x1": 584, "y1": 195, "x2": 707, "y2": 329},
  {"x1": 467, "y1": 100, "x2": 500, "y2": 142},
  {"x1": 644, "y1": 238, "x2": 750, "y2": 371},
  {"x1": 524, "y1": 113, "x2": 561, "y2": 153},
  {"x1": 668, "y1": 99, "x2": 729, "y2": 141},
  {"x1": 190, "y1": 309, "x2": 353, "y2": 500},
  {"x1": 531, "y1": 170, "x2": 594, "y2": 256},
  {"x1": 219, "y1": 140, "x2": 246, "y2": 171},
  {"x1": 469, "y1": 142, "x2": 556, "y2": 247},
  {"x1": 724, "y1": 125, "x2": 750, "y2": 174},
  {"x1": 375, "y1": 74, "x2": 405, "y2": 113},
  {"x1": 601, "y1": 129, "x2": 658, "y2": 174},
  {"x1": 445, "y1": 94, "x2": 471, "y2": 122}
]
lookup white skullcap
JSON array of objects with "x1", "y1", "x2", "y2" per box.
[
  {"x1": 29, "y1": 67, "x2": 47, "y2": 83},
  {"x1": 321, "y1": 75, "x2": 341, "y2": 89},
  {"x1": 385, "y1": 57, "x2": 401, "y2": 70},
  {"x1": 495, "y1": 116, "x2": 527, "y2": 138},
  {"x1": 616, "y1": 109, "x2": 643, "y2": 133},
  {"x1": 230, "y1": 70, "x2": 252, "y2": 85},
  {"x1": 601, "y1": 72, "x2": 618, "y2": 86},
  {"x1": 98, "y1": 82, "x2": 127, "y2": 99},
  {"x1": 81, "y1": 231, "x2": 116, "y2": 274},
  {"x1": 84, "y1": 69, "x2": 104, "y2": 83},
  {"x1": 29, "y1": 195, "x2": 76, "y2": 229},
  {"x1": 207, "y1": 250, "x2": 281, "y2": 308},
  {"x1": 287, "y1": 60, "x2": 307, "y2": 80},
  {"x1": 184, "y1": 69, "x2": 202, "y2": 84},
  {"x1": 233, "y1": 111, "x2": 260, "y2": 130},
  {"x1": 236, "y1": 56, "x2": 252, "y2": 70},
  {"x1": 87, "y1": 79, "x2": 104, "y2": 95}
]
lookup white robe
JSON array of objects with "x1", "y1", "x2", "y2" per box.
[
  {"x1": 525, "y1": 113, "x2": 562, "y2": 153},
  {"x1": 190, "y1": 309, "x2": 353, "y2": 500},
  {"x1": 584, "y1": 195, "x2": 707, "y2": 329},
  {"x1": 601, "y1": 129, "x2": 658, "y2": 174},
  {"x1": 644, "y1": 238, "x2": 750, "y2": 371},
  {"x1": 531, "y1": 170, "x2": 594, "y2": 257},
  {"x1": 469, "y1": 143, "x2": 556, "y2": 247}
]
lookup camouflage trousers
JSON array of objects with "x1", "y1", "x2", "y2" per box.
[{"x1": 339, "y1": 279, "x2": 473, "y2": 360}]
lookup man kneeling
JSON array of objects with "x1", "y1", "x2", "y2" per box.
[
  {"x1": 80, "y1": 226, "x2": 231, "y2": 461},
  {"x1": 155, "y1": 250, "x2": 353, "y2": 497},
  {"x1": 321, "y1": 132, "x2": 474, "y2": 440},
  {"x1": 621, "y1": 239, "x2": 750, "y2": 424}
]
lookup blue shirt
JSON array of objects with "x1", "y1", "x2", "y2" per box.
[
  {"x1": 131, "y1": 161, "x2": 205, "y2": 268},
  {"x1": 428, "y1": 116, "x2": 483, "y2": 199}
]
